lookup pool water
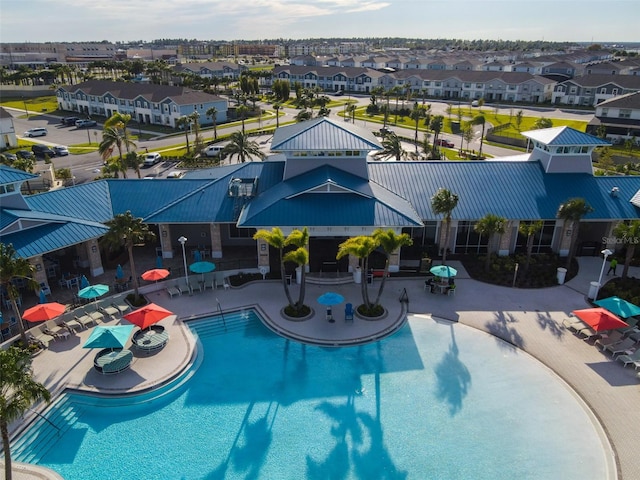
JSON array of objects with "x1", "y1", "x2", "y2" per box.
[{"x1": 13, "y1": 310, "x2": 611, "y2": 479}]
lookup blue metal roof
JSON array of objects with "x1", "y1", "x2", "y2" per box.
[
  {"x1": 368, "y1": 160, "x2": 640, "y2": 220},
  {"x1": 0, "y1": 165, "x2": 38, "y2": 185},
  {"x1": 238, "y1": 165, "x2": 422, "y2": 227},
  {"x1": 271, "y1": 117, "x2": 381, "y2": 152},
  {"x1": 522, "y1": 126, "x2": 610, "y2": 146},
  {"x1": 25, "y1": 182, "x2": 113, "y2": 223}
]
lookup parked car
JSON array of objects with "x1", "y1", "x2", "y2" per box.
[
  {"x1": 166, "y1": 170, "x2": 186, "y2": 179},
  {"x1": 204, "y1": 144, "x2": 224, "y2": 157},
  {"x1": 53, "y1": 145, "x2": 69, "y2": 156},
  {"x1": 16, "y1": 149, "x2": 35, "y2": 160},
  {"x1": 142, "y1": 152, "x2": 162, "y2": 167},
  {"x1": 2, "y1": 153, "x2": 18, "y2": 163},
  {"x1": 32, "y1": 144, "x2": 56, "y2": 158},
  {"x1": 435, "y1": 139, "x2": 455, "y2": 148},
  {"x1": 24, "y1": 127, "x2": 47, "y2": 137},
  {"x1": 75, "y1": 119, "x2": 97, "y2": 128},
  {"x1": 61, "y1": 116, "x2": 80, "y2": 126},
  {"x1": 471, "y1": 100, "x2": 479, "y2": 107},
  {"x1": 379, "y1": 126, "x2": 394, "y2": 136}
]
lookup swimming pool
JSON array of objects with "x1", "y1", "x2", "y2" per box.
[{"x1": 13, "y1": 310, "x2": 613, "y2": 479}]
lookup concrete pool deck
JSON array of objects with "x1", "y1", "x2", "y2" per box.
[{"x1": 5, "y1": 256, "x2": 640, "y2": 480}]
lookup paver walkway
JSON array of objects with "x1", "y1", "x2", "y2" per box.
[{"x1": 5, "y1": 256, "x2": 640, "y2": 480}]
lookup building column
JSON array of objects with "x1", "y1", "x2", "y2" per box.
[
  {"x1": 348, "y1": 254, "x2": 359, "y2": 273},
  {"x1": 498, "y1": 221, "x2": 515, "y2": 256},
  {"x1": 210, "y1": 224, "x2": 222, "y2": 259},
  {"x1": 256, "y1": 239, "x2": 270, "y2": 273},
  {"x1": 388, "y1": 248, "x2": 400, "y2": 273},
  {"x1": 86, "y1": 239, "x2": 104, "y2": 277},
  {"x1": 29, "y1": 256, "x2": 48, "y2": 294},
  {"x1": 437, "y1": 220, "x2": 457, "y2": 257},
  {"x1": 557, "y1": 219, "x2": 572, "y2": 257},
  {"x1": 159, "y1": 224, "x2": 174, "y2": 259}
]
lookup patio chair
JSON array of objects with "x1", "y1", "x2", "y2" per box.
[
  {"x1": 111, "y1": 295, "x2": 131, "y2": 314},
  {"x1": 176, "y1": 280, "x2": 190, "y2": 296},
  {"x1": 203, "y1": 273, "x2": 216, "y2": 290},
  {"x1": 603, "y1": 338, "x2": 638, "y2": 357},
  {"x1": 345, "y1": 303, "x2": 354, "y2": 322},
  {"x1": 616, "y1": 349, "x2": 640, "y2": 368},
  {"x1": 166, "y1": 285, "x2": 181, "y2": 298},
  {"x1": 75, "y1": 313, "x2": 97, "y2": 329},
  {"x1": 562, "y1": 318, "x2": 587, "y2": 332},
  {"x1": 62, "y1": 318, "x2": 83, "y2": 333},
  {"x1": 28, "y1": 326, "x2": 55, "y2": 348},
  {"x1": 576, "y1": 325, "x2": 600, "y2": 342},
  {"x1": 188, "y1": 277, "x2": 202, "y2": 294},
  {"x1": 594, "y1": 330, "x2": 625, "y2": 350},
  {"x1": 99, "y1": 304, "x2": 120, "y2": 321}
]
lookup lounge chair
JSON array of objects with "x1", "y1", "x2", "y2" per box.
[
  {"x1": 176, "y1": 281, "x2": 190, "y2": 296},
  {"x1": 111, "y1": 295, "x2": 131, "y2": 314},
  {"x1": 85, "y1": 309, "x2": 105, "y2": 324},
  {"x1": 166, "y1": 285, "x2": 181, "y2": 298},
  {"x1": 188, "y1": 277, "x2": 202, "y2": 294},
  {"x1": 562, "y1": 318, "x2": 587, "y2": 332},
  {"x1": 576, "y1": 325, "x2": 600, "y2": 341},
  {"x1": 603, "y1": 338, "x2": 638, "y2": 357},
  {"x1": 28, "y1": 326, "x2": 55, "y2": 348},
  {"x1": 616, "y1": 349, "x2": 640, "y2": 368},
  {"x1": 595, "y1": 331, "x2": 625, "y2": 350},
  {"x1": 63, "y1": 318, "x2": 83, "y2": 333},
  {"x1": 100, "y1": 304, "x2": 120, "y2": 320},
  {"x1": 75, "y1": 314, "x2": 97, "y2": 329},
  {"x1": 203, "y1": 273, "x2": 216, "y2": 290},
  {"x1": 345, "y1": 303, "x2": 354, "y2": 322}
]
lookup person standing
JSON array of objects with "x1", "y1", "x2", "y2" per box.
[{"x1": 607, "y1": 258, "x2": 618, "y2": 276}]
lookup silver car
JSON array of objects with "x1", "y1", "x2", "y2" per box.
[
  {"x1": 24, "y1": 127, "x2": 47, "y2": 137},
  {"x1": 53, "y1": 145, "x2": 69, "y2": 156}
]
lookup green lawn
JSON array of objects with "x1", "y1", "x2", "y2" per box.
[{"x1": 1, "y1": 95, "x2": 59, "y2": 115}]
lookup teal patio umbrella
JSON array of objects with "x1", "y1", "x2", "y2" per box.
[
  {"x1": 317, "y1": 292, "x2": 345, "y2": 323},
  {"x1": 594, "y1": 296, "x2": 640, "y2": 319},
  {"x1": 430, "y1": 265, "x2": 458, "y2": 278},
  {"x1": 83, "y1": 324, "x2": 134, "y2": 350},
  {"x1": 116, "y1": 264, "x2": 124, "y2": 280},
  {"x1": 190, "y1": 261, "x2": 215, "y2": 281},
  {"x1": 78, "y1": 284, "x2": 109, "y2": 300}
]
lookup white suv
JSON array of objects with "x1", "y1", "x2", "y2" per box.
[
  {"x1": 143, "y1": 152, "x2": 162, "y2": 167},
  {"x1": 24, "y1": 127, "x2": 47, "y2": 137}
]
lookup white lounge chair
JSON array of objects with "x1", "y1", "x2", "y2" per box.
[
  {"x1": 166, "y1": 285, "x2": 181, "y2": 298},
  {"x1": 616, "y1": 349, "x2": 640, "y2": 368}
]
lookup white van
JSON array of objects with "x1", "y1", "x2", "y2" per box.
[
  {"x1": 143, "y1": 152, "x2": 162, "y2": 167},
  {"x1": 24, "y1": 127, "x2": 47, "y2": 137},
  {"x1": 204, "y1": 144, "x2": 224, "y2": 157}
]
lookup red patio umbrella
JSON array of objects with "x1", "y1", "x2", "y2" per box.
[
  {"x1": 123, "y1": 303, "x2": 173, "y2": 330},
  {"x1": 141, "y1": 268, "x2": 171, "y2": 282},
  {"x1": 22, "y1": 302, "x2": 67, "y2": 323},
  {"x1": 571, "y1": 307, "x2": 629, "y2": 332}
]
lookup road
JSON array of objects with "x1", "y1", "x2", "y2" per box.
[{"x1": 6, "y1": 96, "x2": 594, "y2": 183}]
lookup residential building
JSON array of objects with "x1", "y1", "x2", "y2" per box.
[
  {"x1": 552, "y1": 74, "x2": 640, "y2": 106},
  {"x1": 587, "y1": 91, "x2": 640, "y2": 143},
  {"x1": 56, "y1": 80, "x2": 228, "y2": 128},
  {"x1": 0, "y1": 107, "x2": 17, "y2": 149},
  {"x1": 173, "y1": 62, "x2": 246, "y2": 80}
]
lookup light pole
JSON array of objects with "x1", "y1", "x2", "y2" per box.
[
  {"x1": 178, "y1": 236, "x2": 189, "y2": 286},
  {"x1": 594, "y1": 248, "x2": 613, "y2": 300}
]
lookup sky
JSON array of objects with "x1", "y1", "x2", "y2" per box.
[{"x1": 1, "y1": 0, "x2": 638, "y2": 44}]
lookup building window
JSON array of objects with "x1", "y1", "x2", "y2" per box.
[
  {"x1": 601, "y1": 108, "x2": 608, "y2": 117},
  {"x1": 228, "y1": 225, "x2": 256, "y2": 238},
  {"x1": 620, "y1": 109, "x2": 631, "y2": 119},
  {"x1": 455, "y1": 221, "x2": 488, "y2": 254},
  {"x1": 515, "y1": 221, "x2": 555, "y2": 254}
]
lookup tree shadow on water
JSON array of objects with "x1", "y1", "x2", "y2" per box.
[{"x1": 434, "y1": 326, "x2": 471, "y2": 416}]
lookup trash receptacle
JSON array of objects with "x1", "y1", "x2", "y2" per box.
[
  {"x1": 588, "y1": 281, "x2": 600, "y2": 300},
  {"x1": 556, "y1": 267, "x2": 567, "y2": 285},
  {"x1": 353, "y1": 267, "x2": 362, "y2": 284}
]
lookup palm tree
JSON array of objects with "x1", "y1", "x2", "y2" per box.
[
  {"x1": 346, "y1": 104, "x2": 356, "y2": 123},
  {"x1": 98, "y1": 127, "x2": 130, "y2": 178},
  {"x1": 206, "y1": 106, "x2": 218, "y2": 140},
  {"x1": 282, "y1": 228, "x2": 310, "y2": 315},
  {"x1": 429, "y1": 115, "x2": 444, "y2": 159},
  {"x1": 431, "y1": 188, "x2": 459, "y2": 264},
  {"x1": 104, "y1": 112, "x2": 135, "y2": 156},
  {"x1": 101, "y1": 211, "x2": 156, "y2": 302},
  {"x1": 253, "y1": 228, "x2": 294, "y2": 307},
  {"x1": 471, "y1": 114, "x2": 486, "y2": 159},
  {"x1": 1, "y1": 347, "x2": 51, "y2": 480},
  {"x1": 474, "y1": 214, "x2": 508, "y2": 272},
  {"x1": 409, "y1": 102, "x2": 427, "y2": 153},
  {"x1": 236, "y1": 104, "x2": 249, "y2": 134},
  {"x1": 372, "y1": 133, "x2": 408, "y2": 162},
  {"x1": 337, "y1": 235, "x2": 379, "y2": 311},
  {"x1": 557, "y1": 198, "x2": 594, "y2": 269},
  {"x1": 0, "y1": 243, "x2": 36, "y2": 346},
  {"x1": 222, "y1": 131, "x2": 266, "y2": 164},
  {"x1": 372, "y1": 229, "x2": 413, "y2": 305},
  {"x1": 518, "y1": 220, "x2": 543, "y2": 273},
  {"x1": 273, "y1": 102, "x2": 282, "y2": 128},
  {"x1": 612, "y1": 220, "x2": 640, "y2": 278},
  {"x1": 176, "y1": 115, "x2": 192, "y2": 153},
  {"x1": 533, "y1": 117, "x2": 553, "y2": 130}
]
